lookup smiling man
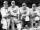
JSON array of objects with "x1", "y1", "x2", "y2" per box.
[{"x1": 1, "y1": 1, "x2": 9, "y2": 30}]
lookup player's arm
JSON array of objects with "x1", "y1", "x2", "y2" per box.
[
  {"x1": 18, "y1": 8, "x2": 22, "y2": 20},
  {"x1": 17, "y1": 8, "x2": 22, "y2": 21},
  {"x1": 26, "y1": 9, "x2": 30, "y2": 16},
  {"x1": 8, "y1": 8, "x2": 12, "y2": 15}
]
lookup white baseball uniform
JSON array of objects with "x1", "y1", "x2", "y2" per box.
[
  {"x1": 8, "y1": 6, "x2": 19, "y2": 23},
  {"x1": 1, "y1": 7, "x2": 9, "y2": 29},
  {"x1": 30, "y1": 7, "x2": 40, "y2": 21},
  {"x1": 19, "y1": 7, "x2": 30, "y2": 21},
  {"x1": 8, "y1": 6, "x2": 20, "y2": 30}
]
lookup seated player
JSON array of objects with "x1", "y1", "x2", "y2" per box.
[
  {"x1": 19, "y1": 2, "x2": 30, "y2": 29},
  {"x1": 30, "y1": 3, "x2": 40, "y2": 28}
]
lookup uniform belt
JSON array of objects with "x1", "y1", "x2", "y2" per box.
[
  {"x1": 8, "y1": 15, "x2": 18, "y2": 18},
  {"x1": 32, "y1": 15, "x2": 40, "y2": 18},
  {"x1": 3, "y1": 15, "x2": 18, "y2": 19}
]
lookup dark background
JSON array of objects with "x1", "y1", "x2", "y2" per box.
[
  {"x1": 0, "y1": 0, "x2": 40, "y2": 8},
  {"x1": 0, "y1": 0, "x2": 40, "y2": 30}
]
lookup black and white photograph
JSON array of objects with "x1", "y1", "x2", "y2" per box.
[{"x1": 0, "y1": 0, "x2": 40, "y2": 30}]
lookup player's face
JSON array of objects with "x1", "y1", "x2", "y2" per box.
[
  {"x1": 22, "y1": 3, "x2": 26, "y2": 7},
  {"x1": 11, "y1": 2, "x2": 15, "y2": 6},
  {"x1": 32, "y1": 4, "x2": 36, "y2": 9},
  {"x1": 22, "y1": 5, "x2": 26, "y2": 7},
  {"x1": 4, "y1": 3, "x2": 8, "y2": 8},
  {"x1": 22, "y1": 3, "x2": 27, "y2": 10}
]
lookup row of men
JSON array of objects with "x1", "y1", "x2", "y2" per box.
[{"x1": 0, "y1": 0, "x2": 40, "y2": 30}]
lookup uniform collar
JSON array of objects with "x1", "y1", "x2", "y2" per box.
[
  {"x1": 22, "y1": 7, "x2": 28, "y2": 10},
  {"x1": 11, "y1": 5, "x2": 16, "y2": 8}
]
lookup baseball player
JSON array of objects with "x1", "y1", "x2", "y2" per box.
[
  {"x1": 31, "y1": 3, "x2": 40, "y2": 28},
  {"x1": 1, "y1": 1, "x2": 10, "y2": 30},
  {"x1": 19, "y1": 2, "x2": 30, "y2": 30},
  {"x1": 8, "y1": 1, "x2": 20, "y2": 30}
]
